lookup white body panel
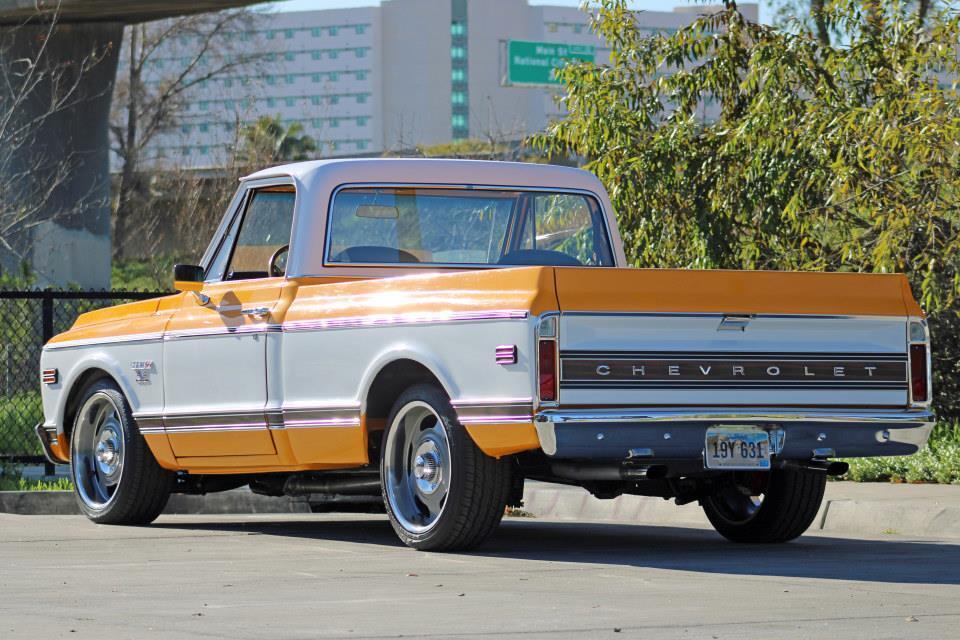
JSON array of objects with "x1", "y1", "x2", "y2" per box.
[
  {"x1": 559, "y1": 314, "x2": 910, "y2": 407},
  {"x1": 278, "y1": 318, "x2": 536, "y2": 413}
]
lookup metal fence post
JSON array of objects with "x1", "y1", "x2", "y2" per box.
[{"x1": 40, "y1": 291, "x2": 55, "y2": 476}]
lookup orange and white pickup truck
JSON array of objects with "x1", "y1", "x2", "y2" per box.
[{"x1": 37, "y1": 159, "x2": 933, "y2": 550}]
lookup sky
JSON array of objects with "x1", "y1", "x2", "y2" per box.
[{"x1": 258, "y1": 1, "x2": 720, "y2": 14}]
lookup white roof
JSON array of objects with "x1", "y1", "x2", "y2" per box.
[{"x1": 242, "y1": 157, "x2": 607, "y2": 194}]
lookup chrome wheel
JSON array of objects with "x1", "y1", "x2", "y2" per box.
[
  {"x1": 383, "y1": 401, "x2": 451, "y2": 534},
  {"x1": 72, "y1": 392, "x2": 125, "y2": 510}
]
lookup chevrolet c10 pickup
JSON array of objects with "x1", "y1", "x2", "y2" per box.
[{"x1": 37, "y1": 159, "x2": 934, "y2": 550}]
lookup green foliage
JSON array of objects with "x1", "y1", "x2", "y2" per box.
[
  {"x1": 112, "y1": 257, "x2": 178, "y2": 291},
  {"x1": 844, "y1": 421, "x2": 960, "y2": 483},
  {"x1": 0, "y1": 475, "x2": 72, "y2": 491},
  {"x1": 534, "y1": 0, "x2": 960, "y2": 418},
  {"x1": 0, "y1": 392, "x2": 42, "y2": 457},
  {"x1": 237, "y1": 115, "x2": 318, "y2": 165}
]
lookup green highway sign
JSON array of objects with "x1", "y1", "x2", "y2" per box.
[{"x1": 506, "y1": 39, "x2": 595, "y2": 86}]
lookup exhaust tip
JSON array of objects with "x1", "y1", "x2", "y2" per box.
[
  {"x1": 644, "y1": 464, "x2": 669, "y2": 480},
  {"x1": 826, "y1": 461, "x2": 849, "y2": 477}
]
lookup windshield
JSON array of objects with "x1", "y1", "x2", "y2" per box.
[{"x1": 326, "y1": 187, "x2": 614, "y2": 267}]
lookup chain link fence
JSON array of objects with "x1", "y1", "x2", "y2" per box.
[{"x1": 1, "y1": 290, "x2": 168, "y2": 464}]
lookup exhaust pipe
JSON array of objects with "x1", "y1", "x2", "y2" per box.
[
  {"x1": 550, "y1": 462, "x2": 668, "y2": 482},
  {"x1": 283, "y1": 473, "x2": 382, "y2": 497},
  {"x1": 777, "y1": 459, "x2": 849, "y2": 476}
]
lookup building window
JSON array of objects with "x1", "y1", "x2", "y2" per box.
[
  {"x1": 199, "y1": 123, "x2": 209, "y2": 132},
  {"x1": 356, "y1": 70, "x2": 367, "y2": 80},
  {"x1": 356, "y1": 47, "x2": 366, "y2": 58},
  {"x1": 312, "y1": 73, "x2": 321, "y2": 83},
  {"x1": 199, "y1": 101, "x2": 209, "y2": 111},
  {"x1": 452, "y1": 114, "x2": 466, "y2": 127},
  {"x1": 330, "y1": 95, "x2": 340, "y2": 105},
  {"x1": 357, "y1": 140, "x2": 368, "y2": 150},
  {"x1": 332, "y1": 142, "x2": 340, "y2": 151},
  {"x1": 199, "y1": 145, "x2": 209, "y2": 154},
  {"x1": 312, "y1": 50, "x2": 322, "y2": 60},
  {"x1": 312, "y1": 118, "x2": 322, "y2": 127},
  {"x1": 355, "y1": 25, "x2": 365, "y2": 34},
  {"x1": 267, "y1": 30, "x2": 276, "y2": 40},
  {"x1": 285, "y1": 74, "x2": 295, "y2": 84},
  {"x1": 451, "y1": 46, "x2": 465, "y2": 59},
  {"x1": 357, "y1": 116, "x2": 368, "y2": 126},
  {"x1": 311, "y1": 96, "x2": 322, "y2": 106},
  {"x1": 285, "y1": 97, "x2": 295, "y2": 107},
  {"x1": 224, "y1": 78, "x2": 233, "y2": 88},
  {"x1": 330, "y1": 50, "x2": 339, "y2": 59},
  {"x1": 311, "y1": 27, "x2": 321, "y2": 37},
  {"x1": 574, "y1": 23, "x2": 584, "y2": 34},
  {"x1": 330, "y1": 118, "x2": 339, "y2": 128},
  {"x1": 284, "y1": 29, "x2": 294, "y2": 39},
  {"x1": 181, "y1": 124, "x2": 191, "y2": 134},
  {"x1": 452, "y1": 68, "x2": 466, "y2": 82},
  {"x1": 267, "y1": 97, "x2": 276, "y2": 107},
  {"x1": 452, "y1": 91, "x2": 466, "y2": 105},
  {"x1": 284, "y1": 52, "x2": 295, "y2": 61},
  {"x1": 329, "y1": 26, "x2": 339, "y2": 36},
  {"x1": 267, "y1": 75, "x2": 276, "y2": 85},
  {"x1": 329, "y1": 72, "x2": 339, "y2": 81},
  {"x1": 356, "y1": 93, "x2": 366, "y2": 104},
  {"x1": 451, "y1": 22, "x2": 465, "y2": 36},
  {"x1": 547, "y1": 22, "x2": 557, "y2": 33}
]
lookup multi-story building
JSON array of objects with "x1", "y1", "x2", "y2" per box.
[{"x1": 135, "y1": 0, "x2": 758, "y2": 169}]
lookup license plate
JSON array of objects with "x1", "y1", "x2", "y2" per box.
[{"x1": 705, "y1": 427, "x2": 771, "y2": 470}]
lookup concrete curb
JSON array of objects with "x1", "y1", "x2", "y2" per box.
[
  {"x1": 0, "y1": 489, "x2": 311, "y2": 516},
  {"x1": 520, "y1": 482, "x2": 960, "y2": 540},
  {"x1": 4, "y1": 482, "x2": 960, "y2": 540}
]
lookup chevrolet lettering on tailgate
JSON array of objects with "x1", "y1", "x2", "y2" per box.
[{"x1": 36, "y1": 159, "x2": 933, "y2": 550}]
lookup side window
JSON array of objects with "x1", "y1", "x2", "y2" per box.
[{"x1": 206, "y1": 186, "x2": 296, "y2": 281}]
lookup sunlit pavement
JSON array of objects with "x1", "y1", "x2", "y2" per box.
[{"x1": 2, "y1": 513, "x2": 958, "y2": 639}]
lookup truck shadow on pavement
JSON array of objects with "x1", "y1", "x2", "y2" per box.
[{"x1": 152, "y1": 516, "x2": 960, "y2": 586}]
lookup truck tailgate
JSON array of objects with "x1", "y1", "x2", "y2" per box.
[{"x1": 553, "y1": 268, "x2": 915, "y2": 407}]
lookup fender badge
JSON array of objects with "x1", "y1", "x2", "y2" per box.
[{"x1": 131, "y1": 360, "x2": 156, "y2": 384}]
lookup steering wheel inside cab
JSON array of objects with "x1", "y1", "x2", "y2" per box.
[{"x1": 269, "y1": 244, "x2": 289, "y2": 277}]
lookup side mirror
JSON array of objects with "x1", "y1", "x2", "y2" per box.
[{"x1": 173, "y1": 264, "x2": 204, "y2": 292}]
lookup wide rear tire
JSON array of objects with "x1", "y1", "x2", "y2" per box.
[
  {"x1": 380, "y1": 384, "x2": 511, "y2": 551},
  {"x1": 701, "y1": 468, "x2": 826, "y2": 543},
  {"x1": 70, "y1": 379, "x2": 173, "y2": 524}
]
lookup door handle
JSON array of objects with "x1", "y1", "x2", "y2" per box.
[{"x1": 240, "y1": 307, "x2": 271, "y2": 317}]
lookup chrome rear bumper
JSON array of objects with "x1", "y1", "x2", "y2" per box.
[{"x1": 534, "y1": 408, "x2": 934, "y2": 459}]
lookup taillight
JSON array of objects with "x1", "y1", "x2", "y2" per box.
[
  {"x1": 910, "y1": 343, "x2": 928, "y2": 404},
  {"x1": 538, "y1": 339, "x2": 557, "y2": 402}
]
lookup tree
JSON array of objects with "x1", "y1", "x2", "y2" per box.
[
  {"x1": 236, "y1": 115, "x2": 318, "y2": 166},
  {"x1": 533, "y1": 0, "x2": 960, "y2": 416},
  {"x1": 111, "y1": 9, "x2": 264, "y2": 261}
]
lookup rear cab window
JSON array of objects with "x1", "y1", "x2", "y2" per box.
[{"x1": 325, "y1": 187, "x2": 613, "y2": 267}]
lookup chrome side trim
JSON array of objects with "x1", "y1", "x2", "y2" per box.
[
  {"x1": 47, "y1": 311, "x2": 529, "y2": 350},
  {"x1": 133, "y1": 405, "x2": 364, "y2": 435},
  {"x1": 283, "y1": 310, "x2": 528, "y2": 332},
  {"x1": 44, "y1": 332, "x2": 164, "y2": 350},
  {"x1": 535, "y1": 408, "x2": 934, "y2": 426},
  {"x1": 451, "y1": 398, "x2": 535, "y2": 425}
]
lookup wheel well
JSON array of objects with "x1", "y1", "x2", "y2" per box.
[
  {"x1": 364, "y1": 359, "x2": 445, "y2": 427},
  {"x1": 62, "y1": 368, "x2": 114, "y2": 443}
]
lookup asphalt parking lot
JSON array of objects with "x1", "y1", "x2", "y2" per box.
[{"x1": 2, "y1": 512, "x2": 959, "y2": 640}]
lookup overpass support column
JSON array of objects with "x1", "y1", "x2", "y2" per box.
[{"x1": 0, "y1": 21, "x2": 122, "y2": 288}]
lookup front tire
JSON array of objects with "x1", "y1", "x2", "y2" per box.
[
  {"x1": 701, "y1": 468, "x2": 826, "y2": 543},
  {"x1": 70, "y1": 379, "x2": 173, "y2": 524},
  {"x1": 381, "y1": 384, "x2": 511, "y2": 551}
]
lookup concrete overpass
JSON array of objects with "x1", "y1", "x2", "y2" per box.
[{"x1": 0, "y1": 1, "x2": 271, "y2": 287}]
